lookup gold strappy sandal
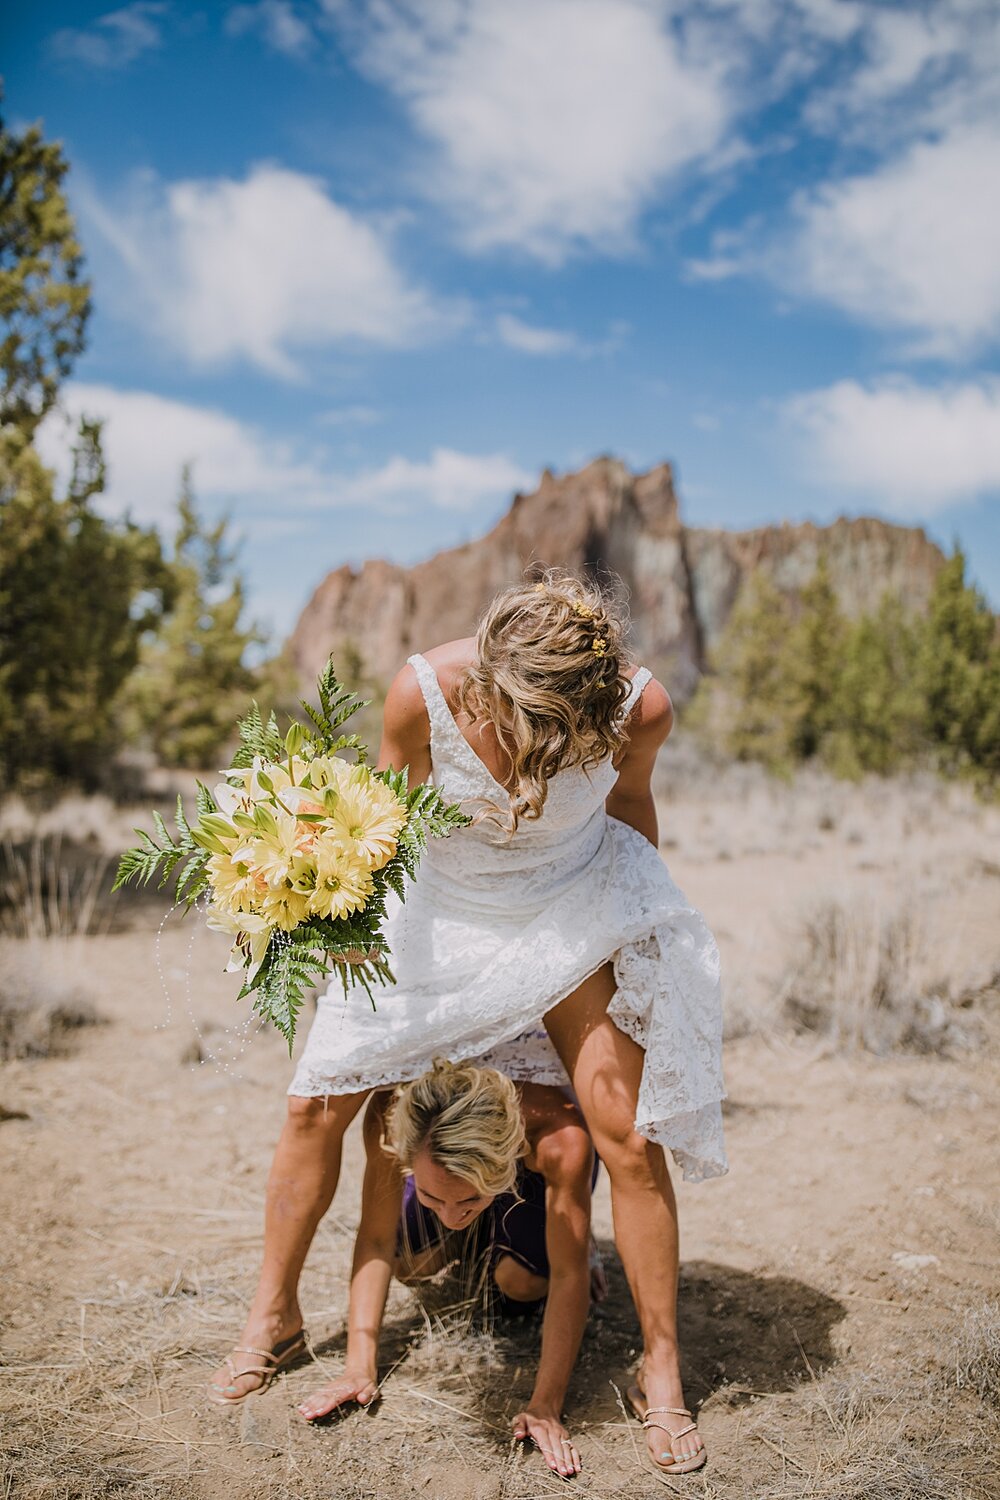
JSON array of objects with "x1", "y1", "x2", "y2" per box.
[
  {"x1": 207, "y1": 1328, "x2": 307, "y2": 1404},
  {"x1": 626, "y1": 1384, "x2": 707, "y2": 1475}
]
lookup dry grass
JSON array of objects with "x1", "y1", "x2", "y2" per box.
[
  {"x1": 776, "y1": 896, "x2": 989, "y2": 1056},
  {"x1": 5, "y1": 1272, "x2": 999, "y2": 1500},
  {"x1": 952, "y1": 1299, "x2": 1000, "y2": 1406},
  {"x1": 0, "y1": 938, "x2": 101, "y2": 1061},
  {"x1": 728, "y1": 1318, "x2": 1000, "y2": 1500},
  {"x1": 0, "y1": 834, "x2": 117, "y2": 940}
]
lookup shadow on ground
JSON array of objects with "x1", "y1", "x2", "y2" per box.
[{"x1": 465, "y1": 1251, "x2": 846, "y2": 1443}]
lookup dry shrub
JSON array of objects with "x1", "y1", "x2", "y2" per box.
[
  {"x1": 952, "y1": 1299, "x2": 1000, "y2": 1405},
  {"x1": 777, "y1": 896, "x2": 985, "y2": 1056},
  {"x1": 0, "y1": 939, "x2": 100, "y2": 1060},
  {"x1": 0, "y1": 833, "x2": 116, "y2": 938}
]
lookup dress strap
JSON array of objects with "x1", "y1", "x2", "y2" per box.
[
  {"x1": 621, "y1": 666, "x2": 652, "y2": 720},
  {"x1": 406, "y1": 653, "x2": 452, "y2": 734}
]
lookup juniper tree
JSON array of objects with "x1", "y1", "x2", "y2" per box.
[
  {"x1": 690, "y1": 571, "x2": 801, "y2": 774},
  {"x1": 787, "y1": 555, "x2": 846, "y2": 763},
  {"x1": 0, "y1": 423, "x2": 171, "y2": 787},
  {"x1": 918, "y1": 550, "x2": 1000, "y2": 785},
  {"x1": 827, "y1": 595, "x2": 924, "y2": 778},
  {"x1": 122, "y1": 471, "x2": 263, "y2": 768},
  {"x1": 0, "y1": 103, "x2": 90, "y2": 437}
]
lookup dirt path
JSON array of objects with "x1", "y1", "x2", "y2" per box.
[{"x1": 2, "y1": 776, "x2": 998, "y2": 1499}]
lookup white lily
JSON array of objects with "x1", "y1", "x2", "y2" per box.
[{"x1": 206, "y1": 905, "x2": 273, "y2": 981}]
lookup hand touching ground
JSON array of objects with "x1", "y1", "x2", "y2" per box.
[
  {"x1": 512, "y1": 1408, "x2": 581, "y2": 1478},
  {"x1": 298, "y1": 1369, "x2": 378, "y2": 1422}
]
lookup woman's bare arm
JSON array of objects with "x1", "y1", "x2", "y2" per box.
[
  {"x1": 375, "y1": 665, "x2": 432, "y2": 783},
  {"x1": 297, "y1": 1094, "x2": 402, "y2": 1420},
  {"x1": 511, "y1": 1122, "x2": 595, "y2": 1475},
  {"x1": 605, "y1": 677, "x2": 673, "y2": 847}
]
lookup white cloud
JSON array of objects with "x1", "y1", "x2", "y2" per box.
[
  {"x1": 37, "y1": 384, "x2": 529, "y2": 528},
  {"x1": 344, "y1": 448, "x2": 532, "y2": 513},
  {"x1": 82, "y1": 165, "x2": 451, "y2": 376},
  {"x1": 690, "y1": 126, "x2": 1000, "y2": 358},
  {"x1": 495, "y1": 315, "x2": 584, "y2": 358},
  {"x1": 316, "y1": 405, "x2": 382, "y2": 427},
  {"x1": 37, "y1": 384, "x2": 335, "y2": 527},
  {"x1": 803, "y1": 0, "x2": 999, "y2": 139},
  {"x1": 788, "y1": 127, "x2": 1000, "y2": 357},
  {"x1": 330, "y1": 0, "x2": 732, "y2": 264},
  {"x1": 225, "y1": 1, "x2": 312, "y2": 57},
  {"x1": 494, "y1": 313, "x2": 627, "y2": 358},
  {"x1": 783, "y1": 376, "x2": 1000, "y2": 517},
  {"x1": 48, "y1": 2, "x2": 167, "y2": 68}
]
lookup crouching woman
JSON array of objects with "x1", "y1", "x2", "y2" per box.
[{"x1": 298, "y1": 1059, "x2": 601, "y2": 1479}]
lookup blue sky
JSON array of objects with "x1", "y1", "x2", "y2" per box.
[{"x1": 5, "y1": 0, "x2": 1000, "y2": 640}]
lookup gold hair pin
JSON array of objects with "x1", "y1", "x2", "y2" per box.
[
  {"x1": 592, "y1": 637, "x2": 608, "y2": 657},
  {"x1": 571, "y1": 601, "x2": 596, "y2": 621}
]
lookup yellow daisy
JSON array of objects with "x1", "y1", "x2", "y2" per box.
[
  {"x1": 206, "y1": 849, "x2": 262, "y2": 914},
  {"x1": 328, "y1": 778, "x2": 407, "y2": 870},
  {"x1": 307, "y1": 844, "x2": 375, "y2": 921}
]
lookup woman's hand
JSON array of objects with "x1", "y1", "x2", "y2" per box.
[
  {"x1": 512, "y1": 1407, "x2": 582, "y2": 1477},
  {"x1": 297, "y1": 1368, "x2": 378, "y2": 1422}
]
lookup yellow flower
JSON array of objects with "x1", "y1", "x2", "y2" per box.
[
  {"x1": 247, "y1": 808, "x2": 308, "y2": 889},
  {"x1": 303, "y1": 755, "x2": 353, "y2": 796},
  {"x1": 328, "y1": 777, "x2": 406, "y2": 870},
  {"x1": 206, "y1": 849, "x2": 263, "y2": 914},
  {"x1": 220, "y1": 754, "x2": 314, "y2": 805},
  {"x1": 307, "y1": 844, "x2": 375, "y2": 921},
  {"x1": 262, "y1": 884, "x2": 312, "y2": 932}
]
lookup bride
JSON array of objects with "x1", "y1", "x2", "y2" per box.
[{"x1": 208, "y1": 569, "x2": 726, "y2": 1476}]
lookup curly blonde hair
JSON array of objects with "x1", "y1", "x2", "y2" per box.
[
  {"x1": 456, "y1": 568, "x2": 634, "y2": 837},
  {"x1": 384, "y1": 1059, "x2": 526, "y2": 1198}
]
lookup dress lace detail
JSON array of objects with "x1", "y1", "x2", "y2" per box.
[{"x1": 289, "y1": 653, "x2": 727, "y2": 1182}]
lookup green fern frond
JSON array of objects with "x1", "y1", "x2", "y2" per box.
[
  {"x1": 194, "y1": 781, "x2": 217, "y2": 819},
  {"x1": 231, "y1": 700, "x2": 283, "y2": 768}
]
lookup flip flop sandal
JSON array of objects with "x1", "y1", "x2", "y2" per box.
[
  {"x1": 626, "y1": 1384, "x2": 707, "y2": 1475},
  {"x1": 207, "y1": 1328, "x2": 308, "y2": 1405}
]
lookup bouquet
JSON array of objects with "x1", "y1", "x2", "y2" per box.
[{"x1": 114, "y1": 661, "x2": 469, "y2": 1048}]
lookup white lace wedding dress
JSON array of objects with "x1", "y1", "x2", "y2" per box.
[{"x1": 289, "y1": 653, "x2": 727, "y2": 1182}]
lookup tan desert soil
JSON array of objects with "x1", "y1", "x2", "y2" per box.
[{"x1": 1, "y1": 769, "x2": 998, "y2": 1499}]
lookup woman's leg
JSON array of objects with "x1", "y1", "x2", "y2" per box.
[
  {"x1": 493, "y1": 1255, "x2": 549, "y2": 1303},
  {"x1": 208, "y1": 1090, "x2": 368, "y2": 1399},
  {"x1": 544, "y1": 963, "x2": 704, "y2": 1468}
]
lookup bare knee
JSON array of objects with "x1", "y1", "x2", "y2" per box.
[
  {"x1": 285, "y1": 1094, "x2": 356, "y2": 1137},
  {"x1": 598, "y1": 1123, "x2": 662, "y2": 1189},
  {"x1": 493, "y1": 1255, "x2": 548, "y2": 1303}
]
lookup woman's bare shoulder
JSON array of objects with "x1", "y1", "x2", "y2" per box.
[
  {"x1": 628, "y1": 670, "x2": 674, "y2": 741},
  {"x1": 419, "y1": 639, "x2": 477, "y2": 700}
]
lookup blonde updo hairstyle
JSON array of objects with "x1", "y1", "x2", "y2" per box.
[
  {"x1": 384, "y1": 1058, "x2": 527, "y2": 1199},
  {"x1": 456, "y1": 568, "x2": 634, "y2": 837}
]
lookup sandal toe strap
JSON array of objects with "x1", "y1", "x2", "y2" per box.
[
  {"x1": 643, "y1": 1418, "x2": 697, "y2": 1442},
  {"x1": 234, "y1": 1344, "x2": 284, "y2": 1363},
  {"x1": 224, "y1": 1357, "x2": 276, "y2": 1381}
]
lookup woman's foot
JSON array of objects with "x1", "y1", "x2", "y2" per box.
[
  {"x1": 629, "y1": 1365, "x2": 706, "y2": 1474},
  {"x1": 207, "y1": 1308, "x2": 305, "y2": 1403}
]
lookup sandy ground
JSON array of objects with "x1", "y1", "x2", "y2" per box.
[{"x1": 1, "y1": 763, "x2": 999, "y2": 1499}]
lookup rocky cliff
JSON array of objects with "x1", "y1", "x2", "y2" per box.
[{"x1": 288, "y1": 458, "x2": 945, "y2": 701}]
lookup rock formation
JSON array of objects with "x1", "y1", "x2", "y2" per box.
[{"x1": 288, "y1": 457, "x2": 945, "y2": 702}]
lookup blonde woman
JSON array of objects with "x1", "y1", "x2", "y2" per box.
[
  {"x1": 210, "y1": 570, "x2": 725, "y2": 1476},
  {"x1": 296, "y1": 1060, "x2": 602, "y2": 1478}
]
